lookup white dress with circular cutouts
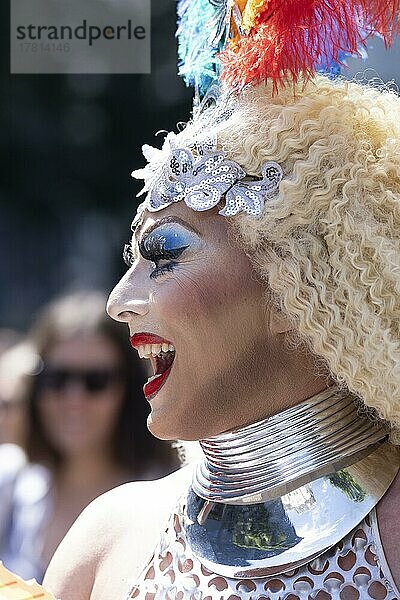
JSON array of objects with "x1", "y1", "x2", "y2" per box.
[{"x1": 126, "y1": 501, "x2": 399, "y2": 600}]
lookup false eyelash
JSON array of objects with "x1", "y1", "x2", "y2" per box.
[
  {"x1": 139, "y1": 235, "x2": 189, "y2": 262},
  {"x1": 123, "y1": 243, "x2": 134, "y2": 267},
  {"x1": 139, "y1": 235, "x2": 169, "y2": 260}
]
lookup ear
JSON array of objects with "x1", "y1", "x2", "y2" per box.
[{"x1": 268, "y1": 304, "x2": 293, "y2": 335}]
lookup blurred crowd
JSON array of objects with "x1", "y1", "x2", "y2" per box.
[{"x1": 0, "y1": 290, "x2": 180, "y2": 583}]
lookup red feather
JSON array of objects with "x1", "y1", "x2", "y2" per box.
[{"x1": 219, "y1": 0, "x2": 400, "y2": 91}]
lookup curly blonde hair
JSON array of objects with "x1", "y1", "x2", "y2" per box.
[{"x1": 170, "y1": 75, "x2": 400, "y2": 437}]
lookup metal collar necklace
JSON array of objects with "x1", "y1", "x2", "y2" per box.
[{"x1": 183, "y1": 385, "x2": 400, "y2": 578}]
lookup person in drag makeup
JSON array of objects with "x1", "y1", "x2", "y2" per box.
[{"x1": 42, "y1": 1, "x2": 400, "y2": 599}]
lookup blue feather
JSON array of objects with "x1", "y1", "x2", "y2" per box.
[{"x1": 176, "y1": 0, "x2": 231, "y2": 94}]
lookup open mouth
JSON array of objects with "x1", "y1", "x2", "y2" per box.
[{"x1": 130, "y1": 333, "x2": 176, "y2": 400}]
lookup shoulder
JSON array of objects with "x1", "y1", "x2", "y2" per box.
[{"x1": 43, "y1": 465, "x2": 192, "y2": 600}]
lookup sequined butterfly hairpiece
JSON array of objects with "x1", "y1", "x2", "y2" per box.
[{"x1": 131, "y1": 133, "x2": 283, "y2": 220}]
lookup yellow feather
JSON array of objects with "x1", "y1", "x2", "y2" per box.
[
  {"x1": 242, "y1": 0, "x2": 266, "y2": 32},
  {"x1": 0, "y1": 563, "x2": 56, "y2": 599}
]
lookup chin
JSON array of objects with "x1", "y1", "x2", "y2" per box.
[
  {"x1": 145, "y1": 387, "x2": 190, "y2": 441},
  {"x1": 146, "y1": 410, "x2": 219, "y2": 442},
  {"x1": 146, "y1": 415, "x2": 179, "y2": 441},
  {"x1": 145, "y1": 385, "x2": 228, "y2": 441}
]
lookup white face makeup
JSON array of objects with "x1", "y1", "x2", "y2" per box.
[{"x1": 107, "y1": 201, "x2": 307, "y2": 441}]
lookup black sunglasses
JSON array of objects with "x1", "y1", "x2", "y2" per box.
[{"x1": 38, "y1": 367, "x2": 121, "y2": 394}]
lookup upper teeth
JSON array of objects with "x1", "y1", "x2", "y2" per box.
[{"x1": 137, "y1": 343, "x2": 175, "y2": 358}]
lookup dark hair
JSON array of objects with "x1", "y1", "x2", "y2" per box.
[{"x1": 25, "y1": 291, "x2": 179, "y2": 477}]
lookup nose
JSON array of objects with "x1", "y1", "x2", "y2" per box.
[{"x1": 107, "y1": 267, "x2": 149, "y2": 323}]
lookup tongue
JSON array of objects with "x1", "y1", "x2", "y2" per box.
[
  {"x1": 144, "y1": 351, "x2": 175, "y2": 400},
  {"x1": 155, "y1": 352, "x2": 174, "y2": 375}
]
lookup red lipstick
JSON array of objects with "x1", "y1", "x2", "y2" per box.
[
  {"x1": 130, "y1": 332, "x2": 171, "y2": 348},
  {"x1": 143, "y1": 366, "x2": 173, "y2": 400},
  {"x1": 130, "y1": 332, "x2": 175, "y2": 401}
]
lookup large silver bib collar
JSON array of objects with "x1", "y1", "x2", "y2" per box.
[{"x1": 183, "y1": 386, "x2": 400, "y2": 579}]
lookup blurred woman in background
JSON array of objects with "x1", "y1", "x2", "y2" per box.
[{"x1": 0, "y1": 291, "x2": 179, "y2": 582}]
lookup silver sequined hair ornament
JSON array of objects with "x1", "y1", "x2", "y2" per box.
[{"x1": 131, "y1": 131, "x2": 283, "y2": 219}]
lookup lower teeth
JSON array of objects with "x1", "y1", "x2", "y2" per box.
[{"x1": 147, "y1": 373, "x2": 162, "y2": 383}]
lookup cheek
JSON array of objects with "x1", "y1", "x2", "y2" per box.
[
  {"x1": 154, "y1": 264, "x2": 244, "y2": 324},
  {"x1": 151, "y1": 260, "x2": 268, "y2": 383},
  {"x1": 93, "y1": 390, "x2": 124, "y2": 423},
  {"x1": 37, "y1": 396, "x2": 59, "y2": 422}
]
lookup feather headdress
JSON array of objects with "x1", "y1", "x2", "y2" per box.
[{"x1": 177, "y1": 0, "x2": 400, "y2": 93}]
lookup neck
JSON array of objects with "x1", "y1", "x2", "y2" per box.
[
  {"x1": 184, "y1": 384, "x2": 400, "y2": 578},
  {"x1": 194, "y1": 385, "x2": 388, "y2": 504}
]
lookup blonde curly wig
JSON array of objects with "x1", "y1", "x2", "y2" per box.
[{"x1": 162, "y1": 75, "x2": 400, "y2": 437}]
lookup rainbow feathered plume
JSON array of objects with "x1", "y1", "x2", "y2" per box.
[{"x1": 177, "y1": 0, "x2": 400, "y2": 93}]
